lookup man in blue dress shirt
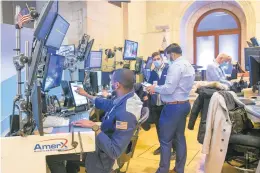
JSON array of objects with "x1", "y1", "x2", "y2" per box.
[
  {"x1": 147, "y1": 43, "x2": 195, "y2": 173},
  {"x1": 147, "y1": 52, "x2": 176, "y2": 158},
  {"x1": 206, "y1": 53, "x2": 232, "y2": 87}
]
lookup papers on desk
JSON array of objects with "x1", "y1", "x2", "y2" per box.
[{"x1": 43, "y1": 127, "x2": 53, "y2": 134}]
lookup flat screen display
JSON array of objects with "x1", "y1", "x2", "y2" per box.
[
  {"x1": 42, "y1": 54, "x2": 65, "y2": 91},
  {"x1": 123, "y1": 40, "x2": 138, "y2": 60},
  {"x1": 70, "y1": 82, "x2": 88, "y2": 106}
]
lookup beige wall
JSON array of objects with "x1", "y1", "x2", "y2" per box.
[
  {"x1": 144, "y1": 0, "x2": 260, "y2": 68},
  {"x1": 59, "y1": 0, "x2": 259, "y2": 70},
  {"x1": 251, "y1": 1, "x2": 260, "y2": 39}
]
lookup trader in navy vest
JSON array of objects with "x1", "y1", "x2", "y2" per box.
[
  {"x1": 148, "y1": 51, "x2": 176, "y2": 159},
  {"x1": 74, "y1": 68, "x2": 143, "y2": 173},
  {"x1": 146, "y1": 43, "x2": 195, "y2": 173},
  {"x1": 206, "y1": 53, "x2": 232, "y2": 87}
]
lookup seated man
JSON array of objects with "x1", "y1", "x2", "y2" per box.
[
  {"x1": 47, "y1": 69, "x2": 143, "y2": 173},
  {"x1": 77, "y1": 69, "x2": 143, "y2": 173},
  {"x1": 206, "y1": 53, "x2": 232, "y2": 87}
]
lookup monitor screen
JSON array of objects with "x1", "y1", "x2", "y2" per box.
[
  {"x1": 34, "y1": 0, "x2": 58, "y2": 40},
  {"x1": 85, "y1": 51, "x2": 102, "y2": 69},
  {"x1": 45, "y1": 15, "x2": 70, "y2": 50},
  {"x1": 249, "y1": 56, "x2": 260, "y2": 86},
  {"x1": 42, "y1": 54, "x2": 65, "y2": 92},
  {"x1": 123, "y1": 40, "x2": 138, "y2": 60},
  {"x1": 56, "y1": 45, "x2": 75, "y2": 57},
  {"x1": 84, "y1": 39, "x2": 95, "y2": 62},
  {"x1": 31, "y1": 81, "x2": 44, "y2": 136},
  {"x1": 145, "y1": 57, "x2": 153, "y2": 69},
  {"x1": 70, "y1": 82, "x2": 88, "y2": 106}
]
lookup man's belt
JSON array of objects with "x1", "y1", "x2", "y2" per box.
[{"x1": 164, "y1": 100, "x2": 189, "y2": 105}]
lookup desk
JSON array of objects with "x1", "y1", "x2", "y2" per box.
[
  {"x1": 246, "y1": 105, "x2": 260, "y2": 122},
  {"x1": 1, "y1": 112, "x2": 96, "y2": 173}
]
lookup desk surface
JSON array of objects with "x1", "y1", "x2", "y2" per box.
[{"x1": 246, "y1": 105, "x2": 260, "y2": 121}]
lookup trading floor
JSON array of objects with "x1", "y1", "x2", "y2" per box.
[{"x1": 77, "y1": 121, "x2": 239, "y2": 173}]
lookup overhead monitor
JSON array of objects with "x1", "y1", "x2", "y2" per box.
[
  {"x1": 45, "y1": 15, "x2": 70, "y2": 50},
  {"x1": 123, "y1": 40, "x2": 138, "y2": 60},
  {"x1": 249, "y1": 55, "x2": 260, "y2": 86},
  {"x1": 69, "y1": 81, "x2": 88, "y2": 106},
  {"x1": 250, "y1": 37, "x2": 259, "y2": 47},
  {"x1": 42, "y1": 54, "x2": 65, "y2": 92},
  {"x1": 31, "y1": 81, "x2": 44, "y2": 136},
  {"x1": 84, "y1": 39, "x2": 95, "y2": 61},
  {"x1": 56, "y1": 45, "x2": 75, "y2": 57},
  {"x1": 145, "y1": 57, "x2": 153, "y2": 69},
  {"x1": 34, "y1": 0, "x2": 58, "y2": 40},
  {"x1": 85, "y1": 51, "x2": 102, "y2": 69}
]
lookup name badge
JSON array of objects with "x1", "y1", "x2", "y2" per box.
[{"x1": 116, "y1": 121, "x2": 128, "y2": 130}]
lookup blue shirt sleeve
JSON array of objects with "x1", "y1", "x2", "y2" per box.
[
  {"x1": 155, "y1": 64, "x2": 182, "y2": 95},
  {"x1": 96, "y1": 111, "x2": 137, "y2": 159},
  {"x1": 94, "y1": 98, "x2": 114, "y2": 112},
  {"x1": 206, "y1": 64, "x2": 232, "y2": 87}
]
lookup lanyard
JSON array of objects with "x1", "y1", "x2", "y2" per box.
[{"x1": 104, "y1": 105, "x2": 116, "y2": 120}]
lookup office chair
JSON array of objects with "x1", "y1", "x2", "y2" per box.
[
  {"x1": 115, "y1": 107, "x2": 149, "y2": 173},
  {"x1": 225, "y1": 128, "x2": 260, "y2": 172}
]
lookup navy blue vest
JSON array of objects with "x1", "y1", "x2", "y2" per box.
[{"x1": 148, "y1": 64, "x2": 169, "y2": 105}]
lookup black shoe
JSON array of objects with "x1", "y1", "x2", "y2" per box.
[
  {"x1": 153, "y1": 147, "x2": 161, "y2": 155},
  {"x1": 171, "y1": 152, "x2": 176, "y2": 160},
  {"x1": 141, "y1": 123, "x2": 151, "y2": 131}
]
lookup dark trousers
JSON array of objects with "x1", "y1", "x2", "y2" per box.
[
  {"x1": 46, "y1": 154, "x2": 81, "y2": 173},
  {"x1": 152, "y1": 105, "x2": 176, "y2": 151},
  {"x1": 156, "y1": 103, "x2": 191, "y2": 173}
]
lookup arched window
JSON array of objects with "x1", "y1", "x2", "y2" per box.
[{"x1": 194, "y1": 9, "x2": 241, "y2": 74}]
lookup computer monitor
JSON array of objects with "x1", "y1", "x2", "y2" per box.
[
  {"x1": 69, "y1": 81, "x2": 88, "y2": 106},
  {"x1": 244, "y1": 47, "x2": 260, "y2": 71},
  {"x1": 56, "y1": 45, "x2": 75, "y2": 56},
  {"x1": 101, "y1": 72, "x2": 111, "y2": 88},
  {"x1": 84, "y1": 39, "x2": 95, "y2": 62},
  {"x1": 61, "y1": 80, "x2": 74, "y2": 108},
  {"x1": 123, "y1": 40, "x2": 138, "y2": 60},
  {"x1": 42, "y1": 54, "x2": 65, "y2": 92},
  {"x1": 45, "y1": 15, "x2": 70, "y2": 50},
  {"x1": 249, "y1": 56, "x2": 260, "y2": 86},
  {"x1": 250, "y1": 37, "x2": 259, "y2": 47},
  {"x1": 85, "y1": 51, "x2": 102, "y2": 69},
  {"x1": 31, "y1": 81, "x2": 44, "y2": 136},
  {"x1": 145, "y1": 57, "x2": 153, "y2": 69},
  {"x1": 34, "y1": 0, "x2": 58, "y2": 41},
  {"x1": 135, "y1": 58, "x2": 143, "y2": 73}
]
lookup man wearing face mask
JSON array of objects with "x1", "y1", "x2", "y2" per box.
[
  {"x1": 74, "y1": 68, "x2": 143, "y2": 173},
  {"x1": 146, "y1": 43, "x2": 195, "y2": 173},
  {"x1": 206, "y1": 53, "x2": 232, "y2": 87},
  {"x1": 147, "y1": 52, "x2": 176, "y2": 158}
]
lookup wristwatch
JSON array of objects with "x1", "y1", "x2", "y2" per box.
[{"x1": 92, "y1": 124, "x2": 100, "y2": 132}]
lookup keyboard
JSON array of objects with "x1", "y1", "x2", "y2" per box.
[
  {"x1": 43, "y1": 111, "x2": 90, "y2": 128},
  {"x1": 43, "y1": 116, "x2": 69, "y2": 128},
  {"x1": 69, "y1": 112, "x2": 89, "y2": 124}
]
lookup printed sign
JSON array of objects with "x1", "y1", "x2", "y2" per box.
[{"x1": 34, "y1": 138, "x2": 68, "y2": 152}]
